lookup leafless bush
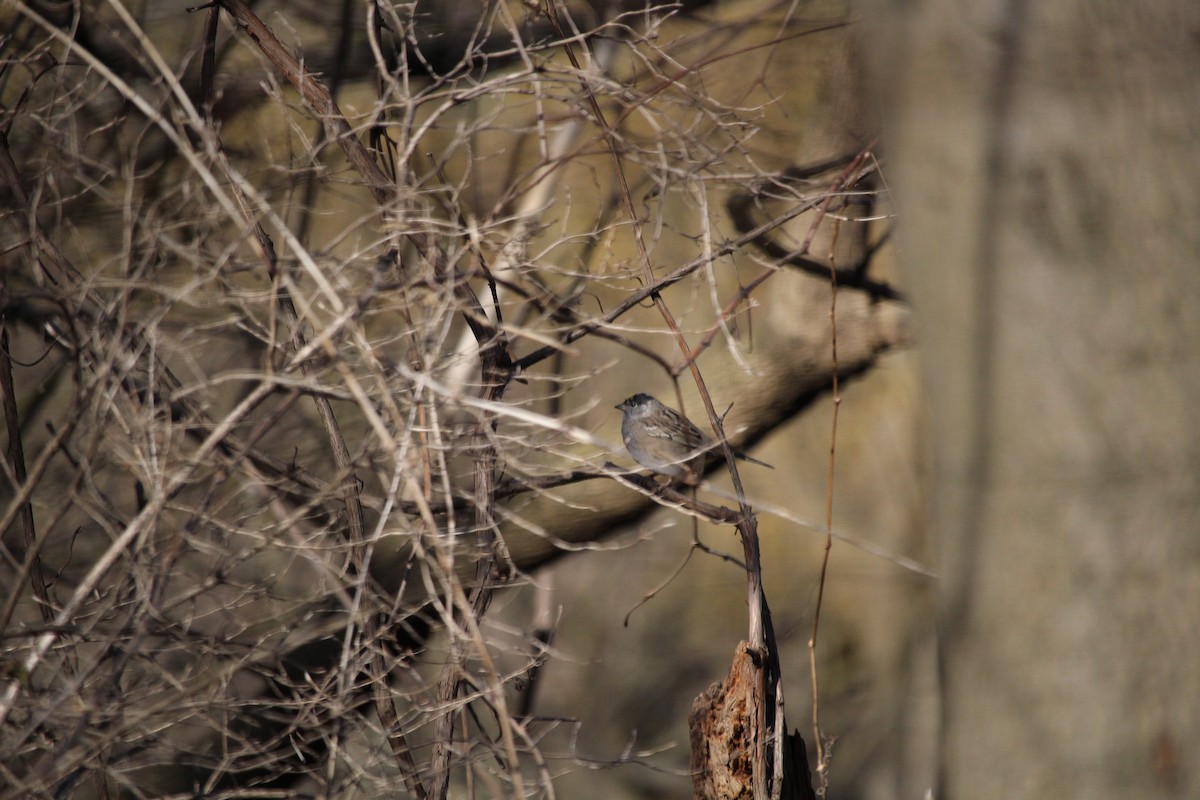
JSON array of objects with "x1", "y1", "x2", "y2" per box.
[{"x1": 1, "y1": 1, "x2": 902, "y2": 797}]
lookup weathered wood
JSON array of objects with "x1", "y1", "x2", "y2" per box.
[{"x1": 689, "y1": 643, "x2": 815, "y2": 800}]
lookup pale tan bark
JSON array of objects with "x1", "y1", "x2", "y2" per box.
[{"x1": 865, "y1": 1, "x2": 1200, "y2": 795}]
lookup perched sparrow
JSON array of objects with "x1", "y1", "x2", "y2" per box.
[{"x1": 615, "y1": 393, "x2": 773, "y2": 482}]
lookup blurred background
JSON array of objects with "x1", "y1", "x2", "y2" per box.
[{"x1": 2, "y1": 1, "x2": 1196, "y2": 798}]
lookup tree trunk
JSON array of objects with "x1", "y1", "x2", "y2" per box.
[{"x1": 864, "y1": 0, "x2": 1200, "y2": 795}]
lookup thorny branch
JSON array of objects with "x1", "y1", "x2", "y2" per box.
[{"x1": 0, "y1": 2, "x2": 906, "y2": 797}]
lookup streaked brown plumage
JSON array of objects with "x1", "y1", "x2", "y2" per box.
[{"x1": 615, "y1": 393, "x2": 772, "y2": 482}]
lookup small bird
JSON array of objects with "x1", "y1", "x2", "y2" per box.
[{"x1": 615, "y1": 392, "x2": 773, "y2": 482}]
